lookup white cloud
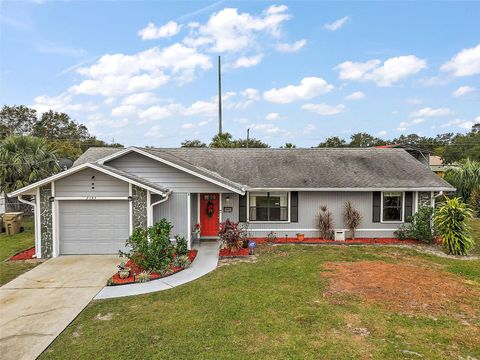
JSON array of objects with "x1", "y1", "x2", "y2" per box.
[
  {"x1": 303, "y1": 123, "x2": 315, "y2": 134},
  {"x1": 31, "y1": 93, "x2": 98, "y2": 113},
  {"x1": 181, "y1": 123, "x2": 195, "y2": 129},
  {"x1": 70, "y1": 43, "x2": 212, "y2": 96},
  {"x1": 231, "y1": 54, "x2": 263, "y2": 68},
  {"x1": 145, "y1": 125, "x2": 166, "y2": 138},
  {"x1": 86, "y1": 114, "x2": 129, "y2": 133},
  {"x1": 249, "y1": 123, "x2": 281, "y2": 134},
  {"x1": 452, "y1": 85, "x2": 475, "y2": 97},
  {"x1": 182, "y1": 5, "x2": 291, "y2": 53},
  {"x1": 265, "y1": 112, "x2": 279, "y2": 121},
  {"x1": 377, "y1": 130, "x2": 388, "y2": 136},
  {"x1": 410, "y1": 107, "x2": 453, "y2": 117},
  {"x1": 122, "y1": 92, "x2": 160, "y2": 105},
  {"x1": 240, "y1": 88, "x2": 260, "y2": 100},
  {"x1": 324, "y1": 16, "x2": 349, "y2": 31},
  {"x1": 336, "y1": 55, "x2": 427, "y2": 86},
  {"x1": 405, "y1": 97, "x2": 423, "y2": 105},
  {"x1": 275, "y1": 39, "x2": 307, "y2": 53},
  {"x1": 111, "y1": 105, "x2": 137, "y2": 117},
  {"x1": 138, "y1": 21, "x2": 183, "y2": 40},
  {"x1": 139, "y1": 104, "x2": 179, "y2": 122},
  {"x1": 302, "y1": 103, "x2": 346, "y2": 116},
  {"x1": 397, "y1": 118, "x2": 425, "y2": 131},
  {"x1": 344, "y1": 91, "x2": 365, "y2": 100},
  {"x1": 263, "y1": 77, "x2": 333, "y2": 104},
  {"x1": 440, "y1": 117, "x2": 480, "y2": 129},
  {"x1": 35, "y1": 43, "x2": 87, "y2": 58},
  {"x1": 441, "y1": 44, "x2": 480, "y2": 77}
]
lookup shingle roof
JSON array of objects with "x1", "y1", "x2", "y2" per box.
[{"x1": 75, "y1": 147, "x2": 455, "y2": 191}]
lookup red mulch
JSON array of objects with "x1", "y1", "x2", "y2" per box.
[
  {"x1": 109, "y1": 250, "x2": 197, "y2": 286},
  {"x1": 251, "y1": 237, "x2": 420, "y2": 245},
  {"x1": 9, "y1": 247, "x2": 36, "y2": 261},
  {"x1": 219, "y1": 247, "x2": 250, "y2": 258}
]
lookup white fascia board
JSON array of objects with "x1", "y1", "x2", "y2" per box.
[
  {"x1": 245, "y1": 187, "x2": 455, "y2": 192},
  {"x1": 98, "y1": 147, "x2": 245, "y2": 195}
]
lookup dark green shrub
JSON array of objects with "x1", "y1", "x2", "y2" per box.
[
  {"x1": 119, "y1": 219, "x2": 175, "y2": 272},
  {"x1": 173, "y1": 255, "x2": 191, "y2": 268},
  {"x1": 175, "y1": 235, "x2": 188, "y2": 256},
  {"x1": 434, "y1": 197, "x2": 474, "y2": 256},
  {"x1": 394, "y1": 206, "x2": 435, "y2": 243},
  {"x1": 394, "y1": 225, "x2": 409, "y2": 240}
]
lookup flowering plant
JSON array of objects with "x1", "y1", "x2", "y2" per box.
[
  {"x1": 218, "y1": 219, "x2": 247, "y2": 251},
  {"x1": 193, "y1": 223, "x2": 201, "y2": 233}
]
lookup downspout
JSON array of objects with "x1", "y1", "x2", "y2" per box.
[
  {"x1": 149, "y1": 191, "x2": 172, "y2": 225},
  {"x1": 18, "y1": 195, "x2": 39, "y2": 259}
]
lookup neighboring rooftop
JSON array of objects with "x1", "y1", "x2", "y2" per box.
[{"x1": 74, "y1": 147, "x2": 455, "y2": 191}]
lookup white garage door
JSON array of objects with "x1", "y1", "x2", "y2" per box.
[{"x1": 60, "y1": 200, "x2": 129, "y2": 255}]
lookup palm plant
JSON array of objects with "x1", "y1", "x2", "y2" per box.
[
  {"x1": 0, "y1": 135, "x2": 60, "y2": 194},
  {"x1": 343, "y1": 201, "x2": 362, "y2": 239},
  {"x1": 317, "y1": 206, "x2": 334, "y2": 240},
  {"x1": 434, "y1": 197, "x2": 474, "y2": 256},
  {"x1": 444, "y1": 159, "x2": 480, "y2": 214}
]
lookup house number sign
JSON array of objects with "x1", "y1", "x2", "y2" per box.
[{"x1": 204, "y1": 194, "x2": 216, "y2": 200}]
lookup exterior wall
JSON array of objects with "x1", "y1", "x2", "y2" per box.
[
  {"x1": 55, "y1": 168, "x2": 129, "y2": 197},
  {"x1": 153, "y1": 192, "x2": 189, "y2": 238},
  {"x1": 132, "y1": 185, "x2": 147, "y2": 229},
  {"x1": 224, "y1": 191, "x2": 410, "y2": 238},
  {"x1": 221, "y1": 193, "x2": 238, "y2": 222},
  {"x1": 107, "y1": 152, "x2": 228, "y2": 193},
  {"x1": 39, "y1": 185, "x2": 53, "y2": 258}
]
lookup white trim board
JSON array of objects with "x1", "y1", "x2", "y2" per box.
[
  {"x1": 97, "y1": 147, "x2": 246, "y2": 195},
  {"x1": 247, "y1": 228, "x2": 398, "y2": 232},
  {"x1": 8, "y1": 162, "x2": 168, "y2": 198},
  {"x1": 246, "y1": 187, "x2": 455, "y2": 192}
]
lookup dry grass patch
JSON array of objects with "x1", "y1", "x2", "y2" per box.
[{"x1": 323, "y1": 260, "x2": 480, "y2": 319}]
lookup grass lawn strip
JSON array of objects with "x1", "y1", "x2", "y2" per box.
[
  {"x1": 0, "y1": 217, "x2": 42, "y2": 286},
  {"x1": 41, "y1": 230, "x2": 480, "y2": 360}
]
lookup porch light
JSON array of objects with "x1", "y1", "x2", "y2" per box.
[
  {"x1": 225, "y1": 195, "x2": 230, "y2": 202},
  {"x1": 248, "y1": 241, "x2": 256, "y2": 255},
  {"x1": 128, "y1": 196, "x2": 133, "y2": 202},
  {"x1": 49, "y1": 196, "x2": 54, "y2": 203}
]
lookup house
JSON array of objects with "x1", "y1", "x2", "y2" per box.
[
  {"x1": 9, "y1": 147, "x2": 454, "y2": 258},
  {"x1": 429, "y1": 155, "x2": 460, "y2": 177}
]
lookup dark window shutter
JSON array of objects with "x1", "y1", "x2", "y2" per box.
[
  {"x1": 404, "y1": 192, "x2": 413, "y2": 221},
  {"x1": 239, "y1": 194, "x2": 247, "y2": 222},
  {"x1": 290, "y1": 191, "x2": 298, "y2": 223},
  {"x1": 372, "y1": 192, "x2": 381, "y2": 223}
]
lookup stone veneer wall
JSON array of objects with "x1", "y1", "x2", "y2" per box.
[
  {"x1": 132, "y1": 185, "x2": 147, "y2": 230},
  {"x1": 39, "y1": 185, "x2": 53, "y2": 258}
]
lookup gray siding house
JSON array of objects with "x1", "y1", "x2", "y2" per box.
[{"x1": 10, "y1": 147, "x2": 454, "y2": 258}]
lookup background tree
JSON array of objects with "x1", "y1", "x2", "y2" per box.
[
  {"x1": 282, "y1": 143, "x2": 296, "y2": 148},
  {"x1": 317, "y1": 136, "x2": 347, "y2": 148},
  {"x1": 181, "y1": 139, "x2": 207, "y2": 148},
  {"x1": 444, "y1": 159, "x2": 480, "y2": 214},
  {"x1": 234, "y1": 138, "x2": 269, "y2": 148},
  {"x1": 349, "y1": 132, "x2": 387, "y2": 147},
  {"x1": 209, "y1": 133, "x2": 235, "y2": 148},
  {"x1": 0, "y1": 136, "x2": 60, "y2": 195},
  {"x1": 0, "y1": 105, "x2": 38, "y2": 138}
]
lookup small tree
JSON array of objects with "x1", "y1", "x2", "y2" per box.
[
  {"x1": 317, "y1": 206, "x2": 334, "y2": 240},
  {"x1": 394, "y1": 206, "x2": 435, "y2": 243},
  {"x1": 343, "y1": 201, "x2": 362, "y2": 239},
  {"x1": 434, "y1": 197, "x2": 474, "y2": 256}
]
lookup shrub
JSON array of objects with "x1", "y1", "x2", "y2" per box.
[
  {"x1": 119, "y1": 219, "x2": 175, "y2": 273},
  {"x1": 408, "y1": 206, "x2": 436, "y2": 243},
  {"x1": 136, "y1": 271, "x2": 151, "y2": 283},
  {"x1": 219, "y1": 219, "x2": 246, "y2": 251},
  {"x1": 434, "y1": 197, "x2": 474, "y2": 256},
  {"x1": 175, "y1": 235, "x2": 188, "y2": 256},
  {"x1": 317, "y1": 206, "x2": 334, "y2": 240},
  {"x1": 173, "y1": 255, "x2": 191, "y2": 268},
  {"x1": 266, "y1": 231, "x2": 277, "y2": 242},
  {"x1": 343, "y1": 201, "x2": 362, "y2": 239},
  {"x1": 394, "y1": 225, "x2": 409, "y2": 241}
]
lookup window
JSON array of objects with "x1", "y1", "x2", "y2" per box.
[
  {"x1": 249, "y1": 192, "x2": 289, "y2": 222},
  {"x1": 382, "y1": 192, "x2": 403, "y2": 222}
]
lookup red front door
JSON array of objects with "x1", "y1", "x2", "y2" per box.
[{"x1": 200, "y1": 193, "x2": 220, "y2": 237}]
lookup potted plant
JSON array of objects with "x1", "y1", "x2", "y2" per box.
[
  {"x1": 117, "y1": 262, "x2": 131, "y2": 279},
  {"x1": 296, "y1": 233, "x2": 305, "y2": 241}
]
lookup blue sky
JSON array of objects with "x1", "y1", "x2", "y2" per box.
[{"x1": 1, "y1": 1, "x2": 479, "y2": 147}]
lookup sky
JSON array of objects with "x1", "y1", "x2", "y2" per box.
[{"x1": 1, "y1": 1, "x2": 479, "y2": 147}]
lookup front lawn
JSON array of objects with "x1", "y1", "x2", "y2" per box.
[
  {"x1": 0, "y1": 216, "x2": 39, "y2": 286},
  {"x1": 42, "y1": 243, "x2": 480, "y2": 359}
]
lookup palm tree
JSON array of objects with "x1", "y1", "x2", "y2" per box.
[
  {"x1": 444, "y1": 159, "x2": 480, "y2": 215},
  {"x1": 0, "y1": 136, "x2": 60, "y2": 195}
]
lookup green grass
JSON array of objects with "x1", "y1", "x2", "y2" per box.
[
  {"x1": 42, "y1": 244, "x2": 480, "y2": 360},
  {"x1": 470, "y1": 218, "x2": 480, "y2": 256},
  {"x1": 0, "y1": 216, "x2": 39, "y2": 286}
]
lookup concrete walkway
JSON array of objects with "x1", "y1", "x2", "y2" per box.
[
  {"x1": 0, "y1": 255, "x2": 119, "y2": 360},
  {"x1": 95, "y1": 241, "x2": 219, "y2": 299}
]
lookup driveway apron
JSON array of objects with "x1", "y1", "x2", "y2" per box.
[{"x1": 0, "y1": 255, "x2": 119, "y2": 360}]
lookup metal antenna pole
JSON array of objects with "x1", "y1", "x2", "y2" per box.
[
  {"x1": 218, "y1": 56, "x2": 222, "y2": 135},
  {"x1": 246, "y1": 128, "x2": 250, "y2": 148}
]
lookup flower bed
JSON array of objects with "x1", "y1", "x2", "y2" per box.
[
  {"x1": 219, "y1": 247, "x2": 250, "y2": 258},
  {"x1": 108, "y1": 250, "x2": 197, "y2": 286},
  {"x1": 9, "y1": 247, "x2": 36, "y2": 261},
  {"x1": 251, "y1": 237, "x2": 420, "y2": 245}
]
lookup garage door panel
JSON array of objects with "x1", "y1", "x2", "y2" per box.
[{"x1": 60, "y1": 200, "x2": 129, "y2": 255}]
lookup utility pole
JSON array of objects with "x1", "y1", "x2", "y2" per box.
[
  {"x1": 218, "y1": 55, "x2": 222, "y2": 135},
  {"x1": 246, "y1": 128, "x2": 250, "y2": 148}
]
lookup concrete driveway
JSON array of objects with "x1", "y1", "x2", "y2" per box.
[{"x1": 0, "y1": 255, "x2": 119, "y2": 360}]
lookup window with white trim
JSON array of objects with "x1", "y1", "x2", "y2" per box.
[
  {"x1": 249, "y1": 192, "x2": 288, "y2": 221},
  {"x1": 382, "y1": 192, "x2": 403, "y2": 222}
]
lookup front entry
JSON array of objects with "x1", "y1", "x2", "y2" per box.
[{"x1": 200, "y1": 193, "x2": 219, "y2": 237}]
